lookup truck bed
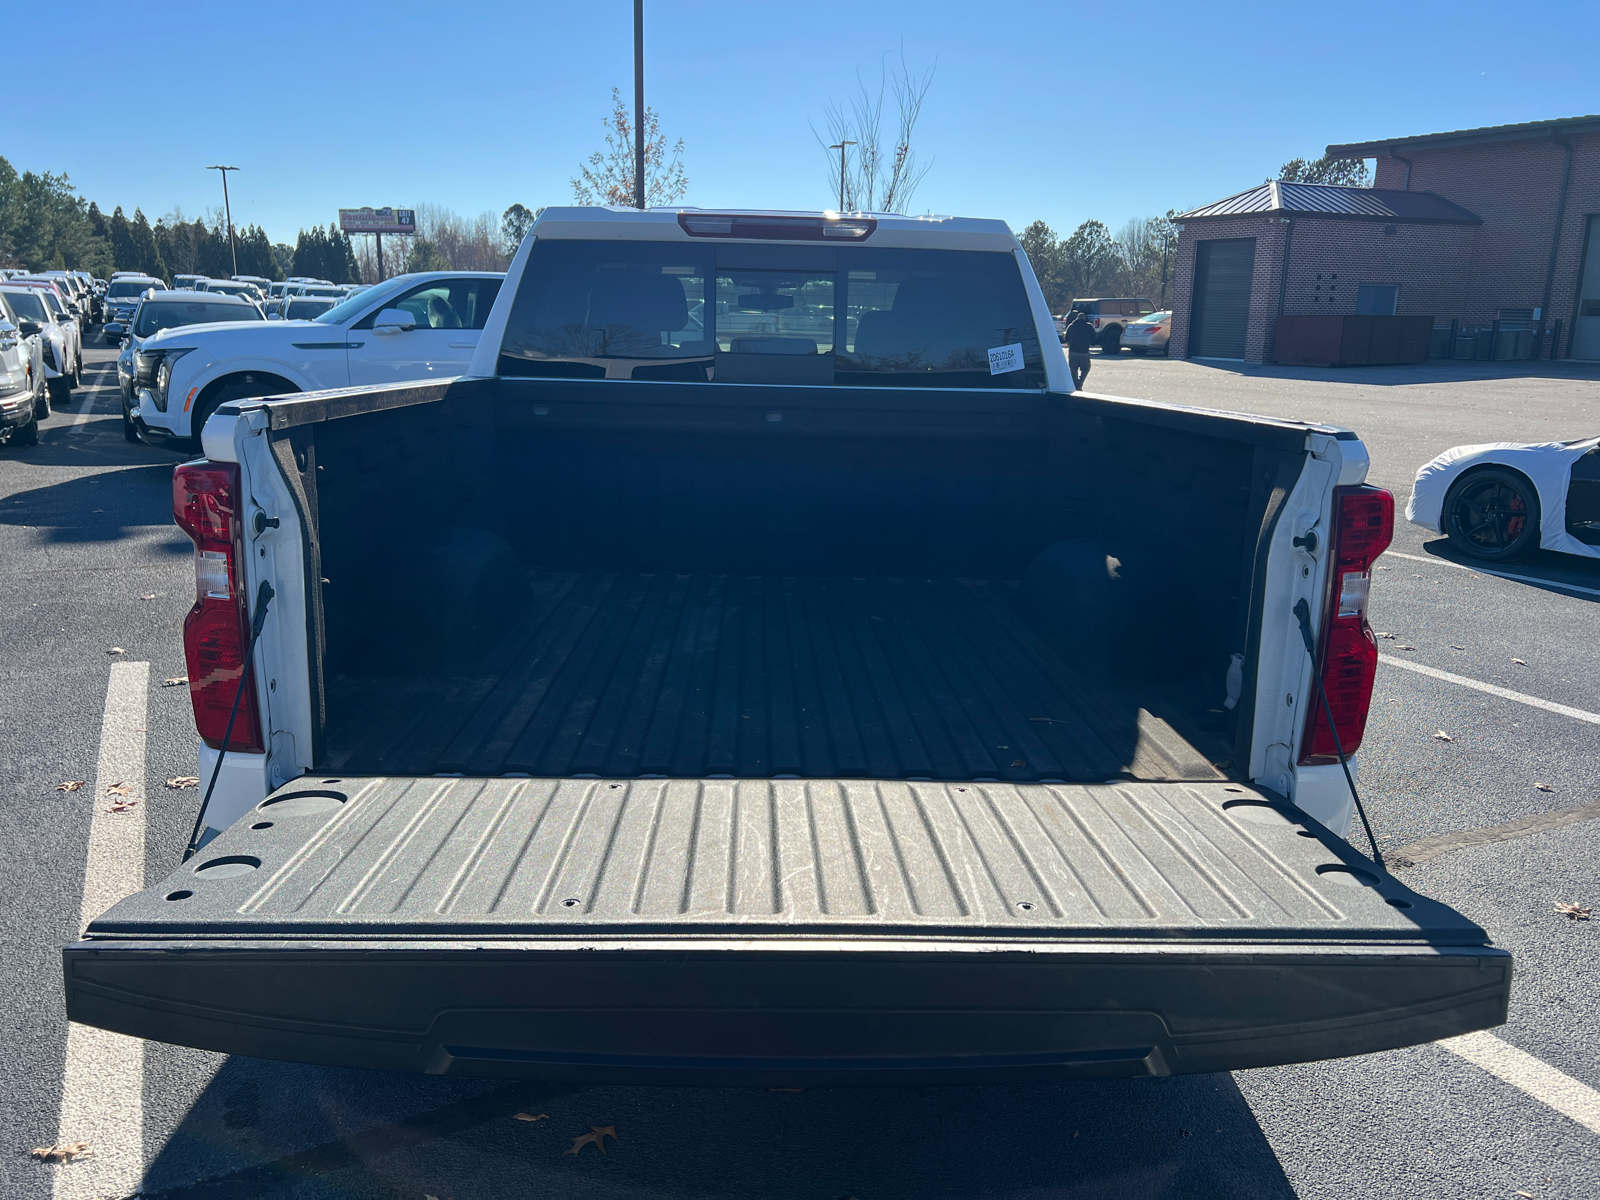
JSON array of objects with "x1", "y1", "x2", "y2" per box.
[
  {"x1": 321, "y1": 571, "x2": 1226, "y2": 782},
  {"x1": 67, "y1": 775, "x2": 1509, "y2": 1085}
]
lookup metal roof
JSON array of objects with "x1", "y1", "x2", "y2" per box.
[
  {"x1": 1176, "y1": 181, "x2": 1481, "y2": 225},
  {"x1": 1327, "y1": 114, "x2": 1600, "y2": 159}
]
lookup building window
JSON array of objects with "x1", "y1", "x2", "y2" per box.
[{"x1": 1356, "y1": 284, "x2": 1399, "y2": 315}]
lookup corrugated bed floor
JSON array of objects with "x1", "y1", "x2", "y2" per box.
[{"x1": 323, "y1": 572, "x2": 1224, "y2": 783}]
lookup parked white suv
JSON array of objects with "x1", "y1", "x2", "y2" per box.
[{"x1": 135, "y1": 270, "x2": 503, "y2": 445}]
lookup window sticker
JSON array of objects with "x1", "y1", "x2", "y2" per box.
[{"x1": 987, "y1": 342, "x2": 1024, "y2": 375}]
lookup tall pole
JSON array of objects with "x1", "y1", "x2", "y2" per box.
[
  {"x1": 207, "y1": 165, "x2": 240, "y2": 277},
  {"x1": 829, "y1": 141, "x2": 856, "y2": 212},
  {"x1": 633, "y1": 0, "x2": 645, "y2": 210}
]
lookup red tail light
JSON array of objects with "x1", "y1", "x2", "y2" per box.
[
  {"x1": 173, "y1": 460, "x2": 263, "y2": 752},
  {"x1": 1299, "y1": 485, "x2": 1393, "y2": 764}
]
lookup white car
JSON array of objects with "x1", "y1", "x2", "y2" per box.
[
  {"x1": 2, "y1": 284, "x2": 80, "y2": 402},
  {"x1": 135, "y1": 270, "x2": 504, "y2": 445},
  {"x1": 1122, "y1": 311, "x2": 1172, "y2": 356},
  {"x1": 0, "y1": 295, "x2": 43, "y2": 445},
  {"x1": 1406, "y1": 437, "x2": 1600, "y2": 561}
]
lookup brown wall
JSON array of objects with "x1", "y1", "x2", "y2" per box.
[
  {"x1": 1167, "y1": 216, "x2": 1289, "y2": 362},
  {"x1": 1375, "y1": 131, "x2": 1600, "y2": 340}
]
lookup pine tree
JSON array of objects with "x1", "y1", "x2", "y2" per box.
[
  {"x1": 130, "y1": 209, "x2": 168, "y2": 282},
  {"x1": 109, "y1": 206, "x2": 136, "y2": 272},
  {"x1": 200, "y1": 222, "x2": 232, "y2": 279}
]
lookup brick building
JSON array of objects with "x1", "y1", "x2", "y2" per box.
[{"x1": 1167, "y1": 114, "x2": 1600, "y2": 363}]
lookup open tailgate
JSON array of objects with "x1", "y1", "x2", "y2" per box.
[{"x1": 64, "y1": 776, "x2": 1509, "y2": 1085}]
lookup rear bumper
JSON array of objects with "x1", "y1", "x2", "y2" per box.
[{"x1": 63, "y1": 936, "x2": 1511, "y2": 1086}]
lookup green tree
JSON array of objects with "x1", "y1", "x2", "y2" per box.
[
  {"x1": 130, "y1": 209, "x2": 168, "y2": 282},
  {"x1": 404, "y1": 237, "x2": 449, "y2": 273},
  {"x1": 109, "y1": 206, "x2": 136, "y2": 271},
  {"x1": 199, "y1": 222, "x2": 233, "y2": 279},
  {"x1": 1062, "y1": 219, "x2": 1122, "y2": 299},
  {"x1": 271, "y1": 243, "x2": 294, "y2": 277},
  {"x1": 325, "y1": 227, "x2": 360, "y2": 284},
  {"x1": 292, "y1": 225, "x2": 333, "y2": 279},
  {"x1": 1018, "y1": 220, "x2": 1069, "y2": 313},
  {"x1": 501, "y1": 203, "x2": 535, "y2": 254},
  {"x1": 1277, "y1": 154, "x2": 1370, "y2": 187}
]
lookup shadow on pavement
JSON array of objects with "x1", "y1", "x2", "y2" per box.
[
  {"x1": 1170, "y1": 357, "x2": 1600, "y2": 388},
  {"x1": 1414, "y1": 537, "x2": 1600, "y2": 603},
  {"x1": 0, "y1": 462, "x2": 188, "y2": 548},
  {"x1": 136, "y1": 1058, "x2": 1294, "y2": 1198}
]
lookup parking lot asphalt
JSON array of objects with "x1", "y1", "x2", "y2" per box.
[{"x1": 3, "y1": 346, "x2": 1598, "y2": 1199}]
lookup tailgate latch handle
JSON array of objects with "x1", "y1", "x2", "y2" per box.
[
  {"x1": 1292, "y1": 530, "x2": 1318, "y2": 553},
  {"x1": 253, "y1": 512, "x2": 280, "y2": 535}
]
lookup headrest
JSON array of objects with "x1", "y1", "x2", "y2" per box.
[{"x1": 587, "y1": 269, "x2": 689, "y2": 333}]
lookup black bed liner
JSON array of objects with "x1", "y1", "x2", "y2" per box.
[
  {"x1": 322, "y1": 572, "x2": 1225, "y2": 782},
  {"x1": 65, "y1": 776, "x2": 1510, "y2": 1084}
]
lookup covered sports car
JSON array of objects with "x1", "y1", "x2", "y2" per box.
[{"x1": 1407, "y1": 437, "x2": 1600, "y2": 560}]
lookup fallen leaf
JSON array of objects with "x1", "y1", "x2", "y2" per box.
[
  {"x1": 1396, "y1": 644, "x2": 1417, "y2": 652},
  {"x1": 105, "y1": 782, "x2": 131, "y2": 796},
  {"x1": 141, "y1": 593, "x2": 157, "y2": 600},
  {"x1": 1535, "y1": 783, "x2": 1555, "y2": 792},
  {"x1": 1432, "y1": 730, "x2": 1454, "y2": 742},
  {"x1": 1555, "y1": 902, "x2": 1592, "y2": 921},
  {"x1": 1511, "y1": 658, "x2": 1526, "y2": 666},
  {"x1": 1449, "y1": 644, "x2": 1466, "y2": 650},
  {"x1": 31, "y1": 1142, "x2": 93, "y2": 1163},
  {"x1": 1517, "y1": 1190, "x2": 1535, "y2": 1198},
  {"x1": 55, "y1": 780, "x2": 86, "y2": 793},
  {"x1": 166, "y1": 777, "x2": 200, "y2": 790},
  {"x1": 162, "y1": 676, "x2": 188, "y2": 687},
  {"x1": 1375, "y1": 631, "x2": 1396, "y2": 639},
  {"x1": 106, "y1": 799, "x2": 139, "y2": 813},
  {"x1": 1212, "y1": 758, "x2": 1235, "y2": 771},
  {"x1": 513, "y1": 1112, "x2": 549, "y2": 1122},
  {"x1": 563, "y1": 1125, "x2": 618, "y2": 1156},
  {"x1": 107, "y1": 647, "x2": 125, "y2": 655}
]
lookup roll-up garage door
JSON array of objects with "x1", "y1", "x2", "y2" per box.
[{"x1": 1189, "y1": 238, "x2": 1256, "y2": 359}]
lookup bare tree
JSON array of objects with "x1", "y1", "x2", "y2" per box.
[
  {"x1": 572, "y1": 87, "x2": 688, "y2": 207},
  {"x1": 813, "y1": 53, "x2": 934, "y2": 213}
]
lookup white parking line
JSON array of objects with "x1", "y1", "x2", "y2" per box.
[
  {"x1": 52, "y1": 660, "x2": 148, "y2": 1200},
  {"x1": 1378, "y1": 655, "x2": 1600, "y2": 726},
  {"x1": 69, "y1": 386, "x2": 96, "y2": 429},
  {"x1": 1384, "y1": 549, "x2": 1600, "y2": 599},
  {"x1": 1441, "y1": 1031, "x2": 1600, "y2": 1135}
]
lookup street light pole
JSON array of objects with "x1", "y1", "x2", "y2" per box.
[
  {"x1": 828, "y1": 140, "x2": 856, "y2": 212},
  {"x1": 633, "y1": 0, "x2": 645, "y2": 210},
  {"x1": 207, "y1": 165, "x2": 240, "y2": 277}
]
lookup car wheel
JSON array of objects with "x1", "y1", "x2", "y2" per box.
[
  {"x1": 73, "y1": 354, "x2": 83, "y2": 386},
  {"x1": 121, "y1": 395, "x2": 140, "y2": 443},
  {"x1": 32, "y1": 375, "x2": 50, "y2": 418},
  {"x1": 8, "y1": 409, "x2": 40, "y2": 447},
  {"x1": 191, "y1": 376, "x2": 298, "y2": 443},
  {"x1": 48, "y1": 376, "x2": 71, "y2": 406},
  {"x1": 1100, "y1": 328, "x2": 1121, "y2": 355},
  {"x1": 1443, "y1": 468, "x2": 1541, "y2": 561}
]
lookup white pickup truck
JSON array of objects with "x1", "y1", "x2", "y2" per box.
[
  {"x1": 132, "y1": 270, "x2": 504, "y2": 446},
  {"x1": 67, "y1": 207, "x2": 1508, "y2": 1088}
]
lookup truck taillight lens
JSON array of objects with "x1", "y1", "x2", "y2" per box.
[
  {"x1": 173, "y1": 460, "x2": 263, "y2": 753},
  {"x1": 1299, "y1": 485, "x2": 1393, "y2": 765}
]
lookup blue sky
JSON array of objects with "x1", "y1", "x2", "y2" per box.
[{"x1": 37, "y1": 1, "x2": 1600, "y2": 246}]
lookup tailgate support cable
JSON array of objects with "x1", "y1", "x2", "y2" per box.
[
  {"x1": 183, "y1": 580, "x2": 276, "y2": 862},
  {"x1": 1293, "y1": 598, "x2": 1386, "y2": 873}
]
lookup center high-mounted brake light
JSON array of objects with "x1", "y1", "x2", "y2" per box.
[
  {"x1": 1299, "y1": 485, "x2": 1394, "y2": 765},
  {"x1": 173, "y1": 460, "x2": 264, "y2": 753},
  {"x1": 677, "y1": 212, "x2": 877, "y2": 241}
]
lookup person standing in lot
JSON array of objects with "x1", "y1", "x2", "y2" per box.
[{"x1": 1064, "y1": 310, "x2": 1095, "y2": 391}]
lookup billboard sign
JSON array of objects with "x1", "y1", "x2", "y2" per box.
[{"x1": 338, "y1": 207, "x2": 416, "y2": 235}]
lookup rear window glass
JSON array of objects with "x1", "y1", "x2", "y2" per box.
[
  {"x1": 107, "y1": 281, "x2": 155, "y2": 298},
  {"x1": 283, "y1": 298, "x2": 336, "y2": 320},
  {"x1": 498, "y1": 240, "x2": 1044, "y2": 389},
  {"x1": 135, "y1": 301, "x2": 264, "y2": 337}
]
